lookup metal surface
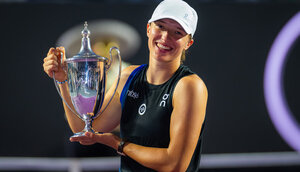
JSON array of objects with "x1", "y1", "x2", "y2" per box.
[{"x1": 53, "y1": 21, "x2": 122, "y2": 137}]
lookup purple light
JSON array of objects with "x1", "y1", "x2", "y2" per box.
[{"x1": 264, "y1": 12, "x2": 300, "y2": 152}]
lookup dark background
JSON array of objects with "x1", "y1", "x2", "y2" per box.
[{"x1": 0, "y1": 0, "x2": 299, "y2": 160}]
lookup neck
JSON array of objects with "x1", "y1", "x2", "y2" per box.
[{"x1": 147, "y1": 57, "x2": 181, "y2": 85}]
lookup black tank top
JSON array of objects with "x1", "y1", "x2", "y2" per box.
[{"x1": 119, "y1": 64, "x2": 205, "y2": 172}]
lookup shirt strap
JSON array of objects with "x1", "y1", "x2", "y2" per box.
[{"x1": 120, "y1": 64, "x2": 146, "y2": 109}]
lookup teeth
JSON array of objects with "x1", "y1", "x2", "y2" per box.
[{"x1": 157, "y1": 43, "x2": 171, "y2": 50}]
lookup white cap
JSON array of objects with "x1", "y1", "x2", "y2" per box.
[{"x1": 148, "y1": 0, "x2": 198, "y2": 37}]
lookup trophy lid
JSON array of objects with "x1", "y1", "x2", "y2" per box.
[{"x1": 66, "y1": 21, "x2": 107, "y2": 62}]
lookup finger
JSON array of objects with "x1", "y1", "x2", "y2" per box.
[
  {"x1": 43, "y1": 55, "x2": 52, "y2": 63},
  {"x1": 69, "y1": 133, "x2": 97, "y2": 143},
  {"x1": 44, "y1": 59, "x2": 59, "y2": 67},
  {"x1": 69, "y1": 135, "x2": 90, "y2": 142},
  {"x1": 43, "y1": 65, "x2": 58, "y2": 78},
  {"x1": 53, "y1": 49, "x2": 61, "y2": 63},
  {"x1": 47, "y1": 47, "x2": 56, "y2": 56},
  {"x1": 43, "y1": 61, "x2": 59, "y2": 73},
  {"x1": 56, "y1": 47, "x2": 65, "y2": 56},
  {"x1": 85, "y1": 132, "x2": 95, "y2": 138},
  {"x1": 79, "y1": 141, "x2": 95, "y2": 145},
  {"x1": 56, "y1": 47, "x2": 66, "y2": 62},
  {"x1": 44, "y1": 54, "x2": 58, "y2": 63},
  {"x1": 43, "y1": 60, "x2": 59, "y2": 72},
  {"x1": 44, "y1": 64, "x2": 58, "y2": 73},
  {"x1": 69, "y1": 131, "x2": 99, "y2": 140}
]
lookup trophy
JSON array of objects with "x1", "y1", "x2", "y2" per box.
[{"x1": 53, "y1": 21, "x2": 122, "y2": 137}]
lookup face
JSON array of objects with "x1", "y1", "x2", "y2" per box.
[{"x1": 147, "y1": 18, "x2": 194, "y2": 63}]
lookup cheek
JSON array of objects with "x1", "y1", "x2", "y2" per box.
[
  {"x1": 149, "y1": 27, "x2": 160, "y2": 39},
  {"x1": 178, "y1": 39, "x2": 190, "y2": 50},
  {"x1": 175, "y1": 41, "x2": 187, "y2": 51}
]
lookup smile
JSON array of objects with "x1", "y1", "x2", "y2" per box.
[{"x1": 156, "y1": 42, "x2": 172, "y2": 51}]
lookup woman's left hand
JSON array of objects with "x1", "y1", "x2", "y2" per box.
[
  {"x1": 70, "y1": 132, "x2": 120, "y2": 149},
  {"x1": 69, "y1": 132, "x2": 99, "y2": 145}
]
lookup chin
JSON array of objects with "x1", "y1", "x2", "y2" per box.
[{"x1": 153, "y1": 54, "x2": 180, "y2": 64}]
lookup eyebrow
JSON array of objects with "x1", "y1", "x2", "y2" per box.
[{"x1": 156, "y1": 20, "x2": 185, "y2": 32}]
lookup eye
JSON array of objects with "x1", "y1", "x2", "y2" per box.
[
  {"x1": 157, "y1": 24, "x2": 164, "y2": 29},
  {"x1": 175, "y1": 31, "x2": 183, "y2": 35}
]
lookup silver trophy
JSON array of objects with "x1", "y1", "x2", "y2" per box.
[{"x1": 53, "y1": 21, "x2": 122, "y2": 137}]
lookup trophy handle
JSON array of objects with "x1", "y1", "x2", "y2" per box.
[
  {"x1": 53, "y1": 72, "x2": 83, "y2": 120},
  {"x1": 96, "y1": 46, "x2": 122, "y2": 116}
]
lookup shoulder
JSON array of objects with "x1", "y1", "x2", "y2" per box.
[
  {"x1": 120, "y1": 65, "x2": 143, "y2": 81},
  {"x1": 118, "y1": 65, "x2": 143, "y2": 90},
  {"x1": 174, "y1": 74, "x2": 208, "y2": 100}
]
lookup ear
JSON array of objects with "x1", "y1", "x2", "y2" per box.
[
  {"x1": 146, "y1": 23, "x2": 150, "y2": 37},
  {"x1": 184, "y1": 39, "x2": 194, "y2": 50}
]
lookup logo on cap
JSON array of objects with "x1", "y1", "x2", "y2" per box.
[{"x1": 184, "y1": 13, "x2": 188, "y2": 19}]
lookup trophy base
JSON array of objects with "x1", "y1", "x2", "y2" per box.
[
  {"x1": 71, "y1": 131, "x2": 88, "y2": 138},
  {"x1": 70, "y1": 130, "x2": 104, "y2": 138}
]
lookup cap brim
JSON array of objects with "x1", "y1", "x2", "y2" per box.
[{"x1": 148, "y1": 15, "x2": 192, "y2": 36}]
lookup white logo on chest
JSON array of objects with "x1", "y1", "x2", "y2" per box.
[
  {"x1": 138, "y1": 103, "x2": 146, "y2": 115},
  {"x1": 127, "y1": 90, "x2": 139, "y2": 99},
  {"x1": 159, "y1": 94, "x2": 169, "y2": 107}
]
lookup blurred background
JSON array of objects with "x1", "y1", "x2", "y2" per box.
[{"x1": 0, "y1": 0, "x2": 300, "y2": 171}]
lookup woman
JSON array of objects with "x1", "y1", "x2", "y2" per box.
[{"x1": 43, "y1": 0, "x2": 207, "y2": 171}]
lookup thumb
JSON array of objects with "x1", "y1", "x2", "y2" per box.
[{"x1": 56, "y1": 47, "x2": 66, "y2": 63}]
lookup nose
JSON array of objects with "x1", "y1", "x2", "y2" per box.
[{"x1": 161, "y1": 30, "x2": 170, "y2": 41}]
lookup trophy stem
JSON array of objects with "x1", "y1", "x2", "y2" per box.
[
  {"x1": 71, "y1": 114, "x2": 95, "y2": 138},
  {"x1": 83, "y1": 113, "x2": 94, "y2": 132}
]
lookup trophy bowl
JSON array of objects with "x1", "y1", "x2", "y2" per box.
[{"x1": 53, "y1": 22, "x2": 122, "y2": 137}]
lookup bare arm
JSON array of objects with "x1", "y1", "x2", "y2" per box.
[
  {"x1": 72, "y1": 74, "x2": 208, "y2": 171},
  {"x1": 43, "y1": 47, "x2": 138, "y2": 133},
  {"x1": 122, "y1": 74, "x2": 208, "y2": 171}
]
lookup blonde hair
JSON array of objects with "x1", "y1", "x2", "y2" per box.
[
  {"x1": 181, "y1": 50, "x2": 186, "y2": 64},
  {"x1": 180, "y1": 35, "x2": 192, "y2": 64}
]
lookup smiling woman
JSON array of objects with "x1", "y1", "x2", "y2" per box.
[
  {"x1": 146, "y1": 19, "x2": 194, "y2": 66},
  {"x1": 42, "y1": 0, "x2": 208, "y2": 171}
]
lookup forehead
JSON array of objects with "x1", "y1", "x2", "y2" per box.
[{"x1": 155, "y1": 18, "x2": 185, "y2": 32}]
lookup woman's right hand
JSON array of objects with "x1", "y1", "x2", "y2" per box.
[{"x1": 43, "y1": 47, "x2": 67, "y2": 82}]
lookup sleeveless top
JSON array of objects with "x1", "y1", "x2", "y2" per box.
[{"x1": 119, "y1": 64, "x2": 205, "y2": 172}]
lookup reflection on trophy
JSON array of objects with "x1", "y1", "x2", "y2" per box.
[
  {"x1": 53, "y1": 21, "x2": 122, "y2": 137},
  {"x1": 56, "y1": 20, "x2": 141, "y2": 90}
]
